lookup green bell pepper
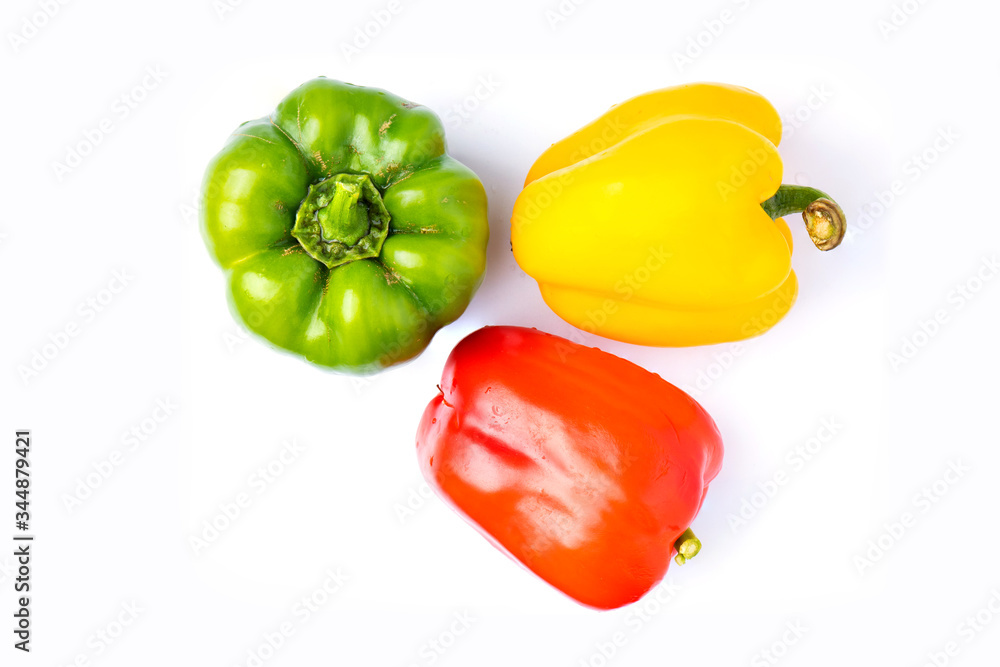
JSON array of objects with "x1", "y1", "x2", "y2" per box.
[{"x1": 201, "y1": 78, "x2": 490, "y2": 374}]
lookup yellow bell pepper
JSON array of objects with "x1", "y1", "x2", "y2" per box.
[{"x1": 511, "y1": 82, "x2": 845, "y2": 347}]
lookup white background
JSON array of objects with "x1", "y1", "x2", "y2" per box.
[{"x1": 3, "y1": 0, "x2": 999, "y2": 665}]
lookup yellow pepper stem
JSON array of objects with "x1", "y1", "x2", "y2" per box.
[
  {"x1": 761, "y1": 185, "x2": 846, "y2": 251},
  {"x1": 673, "y1": 527, "x2": 702, "y2": 566}
]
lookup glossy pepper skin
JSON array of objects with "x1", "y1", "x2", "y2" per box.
[
  {"x1": 201, "y1": 78, "x2": 489, "y2": 373},
  {"x1": 416, "y1": 326, "x2": 724, "y2": 610},
  {"x1": 511, "y1": 82, "x2": 845, "y2": 347}
]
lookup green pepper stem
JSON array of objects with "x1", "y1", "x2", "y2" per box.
[
  {"x1": 292, "y1": 173, "x2": 391, "y2": 269},
  {"x1": 320, "y1": 179, "x2": 368, "y2": 247},
  {"x1": 761, "y1": 184, "x2": 846, "y2": 251},
  {"x1": 673, "y1": 527, "x2": 701, "y2": 566}
]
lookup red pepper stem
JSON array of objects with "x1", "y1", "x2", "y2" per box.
[
  {"x1": 673, "y1": 527, "x2": 701, "y2": 566},
  {"x1": 761, "y1": 184, "x2": 846, "y2": 251}
]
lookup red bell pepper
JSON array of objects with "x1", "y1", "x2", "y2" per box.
[{"x1": 416, "y1": 326, "x2": 724, "y2": 610}]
